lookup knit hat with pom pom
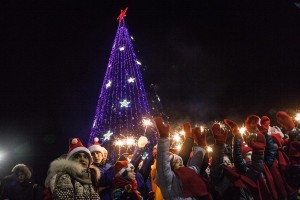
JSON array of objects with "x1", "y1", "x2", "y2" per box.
[
  {"x1": 66, "y1": 138, "x2": 92, "y2": 164},
  {"x1": 88, "y1": 137, "x2": 105, "y2": 155}
]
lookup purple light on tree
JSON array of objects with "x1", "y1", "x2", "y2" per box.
[{"x1": 89, "y1": 8, "x2": 157, "y2": 162}]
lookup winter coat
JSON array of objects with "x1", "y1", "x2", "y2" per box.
[
  {"x1": 178, "y1": 138, "x2": 194, "y2": 166},
  {"x1": 131, "y1": 147, "x2": 153, "y2": 200},
  {"x1": 10, "y1": 181, "x2": 43, "y2": 200},
  {"x1": 98, "y1": 166, "x2": 114, "y2": 200},
  {"x1": 150, "y1": 159, "x2": 164, "y2": 200},
  {"x1": 156, "y1": 138, "x2": 209, "y2": 200},
  {"x1": 44, "y1": 158, "x2": 100, "y2": 200}
]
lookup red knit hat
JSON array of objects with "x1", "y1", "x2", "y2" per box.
[
  {"x1": 261, "y1": 116, "x2": 270, "y2": 126},
  {"x1": 245, "y1": 115, "x2": 261, "y2": 132},
  {"x1": 276, "y1": 111, "x2": 295, "y2": 131},
  {"x1": 66, "y1": 138, "x2": 92, "y2": 164},
  {"x1": 242, "y1": 146, "x2": 253, "y2": 157},
  {"x1": 88, "y1": 137, "x2": 105, "y2": 155},
  {"x1": 114, "y1": 161, "x2": 134, "y2": 177}
]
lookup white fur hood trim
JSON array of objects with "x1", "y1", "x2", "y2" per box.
[{"x1": 44, "y1": 158, "x2": 82, "y2": 188}]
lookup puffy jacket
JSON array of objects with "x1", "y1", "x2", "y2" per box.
[{"x1": 156, "y1": 138, "x2": 207, "y2": 200}]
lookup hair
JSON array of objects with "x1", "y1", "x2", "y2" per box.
[{"x1": 12, "y1": 164, "x2": 32, "y2": 180}]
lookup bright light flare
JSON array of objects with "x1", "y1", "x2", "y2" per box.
[
  {"x1": 176, "y1": 144, "x2": 182, "y2": 151},
  {"x1": 173, "y1": 134, "x2": 181, "y2": 142},
  {"x1": 126, "y1": 138, "x2": 135, "y2": 146},
  {"x1": 207, "y1": 146, "x2": 213, "y2": 152},
  {"x1": 239, "y1": 127, "x2": 246, "y2": 135},
  {"x1": 115, "y1": 140, "x2": 125, "y2": 146},
  {"x1": 200, "y1": 126, "x2": 204, "y2": 132},
  {"x1": 0, "y1": 151, "x2": 5, "y2": 161},
  {"x1": 179, "y1": 130, "x2": 185, "y2": 136},
  {"x1": 142, "y1": 118, "x2": 152, "y2": 127},
  {"x1": 295, "y1": 113, "x2": 300, "y2": 122}
]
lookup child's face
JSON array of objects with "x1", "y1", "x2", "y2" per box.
[{"x1": 91, "y1": 151, "x2": 103, "y2": 164}]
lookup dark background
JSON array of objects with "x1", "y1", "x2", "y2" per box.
[{"x1": 1, "y1": 0, "x2": 300, "y2": 184}]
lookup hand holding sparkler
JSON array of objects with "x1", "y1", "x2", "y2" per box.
[
  {"x1": 193, "y1": 127, "x2": 207, "y2": 147},
  {"x1": 183, "y1": 122, "x2": 193, "y2": 139},
  {"x1": 258, "y1": 116, "x2": 270, "y2": 134},
  {"x1": 211, "y1": 123, "x2": 228, "y2": 145},
  {"x1": 276, "y1": 111, "x2": 295, "y2": 131},
  {"x1": 224, "y1": 119, "x2": 239, "y2": 136},
  {"x1": 245, "y1": 115, "x2": 261, "y2": 133},
  {"x1": 154, "y1": 117, "x2": 170, "y2": 138}
]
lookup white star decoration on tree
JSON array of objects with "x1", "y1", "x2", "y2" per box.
[
  {"x1": 120, "y1": 99, "x2": 130, "y2": 108},
  {"x1": 127, "y1": 77, "x2": 135, "y2": 83},
  {"x1": 106, "y1": 80, "x2": 112, "y2": 88},
  {"x1": 103, "y1": 130, "x2": 113, "y2": 141}
]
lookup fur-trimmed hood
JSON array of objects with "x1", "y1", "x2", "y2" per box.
[
  {"x1": 12, "y1": 164, "x2": 32, "y2": 180},
  {"x1": 45, "y1": 158, "x2": 100, "y2": 189}
]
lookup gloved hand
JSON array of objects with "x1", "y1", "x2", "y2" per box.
[
  {"x1": 193, "y1": 127, "x2": 207, "y2": 147},
  {"x1": 276, "y1": 111, "x2": 295, "y2": 131},
  {"x1": 211, "y1": 123, "x2": 228, "y2": 145},
  {"x1": 224, "y1": 119, "x2": 239, "y2": 136},
  {"x1": 258, "y1": 116, "x2": 270, "y2": 133},
  {"x1": 183, "y1": 122, "x2": 193, "y2": 139},
  {"x1": 138, "y1": 136, "x2": 148, "y2": 148},
  {"x1": 248, "y1": 133, "x2": 266, "y2": 155},
  {"x1": 245, "y1": 115, "x2": 260, "y2": 133},
  {"x1": 154, "y1": 117, "x2": 170, "y2": 138}
]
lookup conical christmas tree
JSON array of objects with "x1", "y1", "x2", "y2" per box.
[{"x1": 89, "y1": 8, "x2": 157, "y2": 162}]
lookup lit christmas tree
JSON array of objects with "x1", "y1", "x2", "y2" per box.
[{"x1": 89, "y1": 8, "x2": 157, "y2": 162}]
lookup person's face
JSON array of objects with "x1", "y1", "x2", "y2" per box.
[
  {"x1": 173, "y1": 158, "x2": 184, "y2": 170},
  {"x1": 223, "y1": 155, "x2": 233, "y2": 168},
  {"x1": 244, "y1": 151, "x2": 252, "y2": 162},
  {"x1": 91, "y1": 151, "x2": 103, "y2": 164},
  {"x1": 72, "y1": 152, "x2": 90, "y2": 168},
  {"x1": 127, "y1": 168, "x2": 136, "y2": 181},
  {"x1": 17, "y1": 171, "x2": 26, "y2": 182}
]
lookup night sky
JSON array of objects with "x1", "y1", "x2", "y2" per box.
[{"x1": 1, "y1": 0, "x2": 300, "y2": 183}]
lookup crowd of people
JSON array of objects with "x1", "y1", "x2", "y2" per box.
[{"x1": 0, "y1": 111, "x2": 299, "y2": 200}]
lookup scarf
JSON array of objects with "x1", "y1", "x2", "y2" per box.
[
  {"x1": 277, "y1": 149, "x2": 289, "y2": 171},
  {"x1": 262, "y1": 164, "x2": 278, "y2": 200},
  {"x1": 174, "y1": 167, "x2": 212, "y2": 199},
  {"x1": 269, "y1": 160, "x2": 287, "y2": 199},
  {"x1": 223, "y1": 167, "x2": 257, "y2": 189},
  {"x1": 112, "y1": 176, "x2": 142, "y2": 200}
]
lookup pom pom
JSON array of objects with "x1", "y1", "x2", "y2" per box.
[
  {"x1": 94, "y1": 137, "x2": 99, "y2": 143},
  {"x1": 138, "y1": 136, "x2": 148, "y2": 148},
  {"x1": 72, "y1": 138, "x2": 78, "y2": 144}
]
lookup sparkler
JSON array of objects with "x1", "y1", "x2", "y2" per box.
[
  {"x1": 295, "y1": 113, "x2": 300, "y2": 122},
  {"x1": 142, "y1": 118, "x2": 152, "y2": 136}
]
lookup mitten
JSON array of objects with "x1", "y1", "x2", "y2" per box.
[
  {"x1": 154, "y1": 117, "x2": 170, "y2": 138},
  {"x1": 211, "y1": 123, "x2": 228, "y2": 145},
  {"x1": 258, "y1": 116, "x2": 270, "y2": 133},
  {"x1": 183, "y1": 122, "x2": 193, "y2": 139},
  {"x1": 138, "y1": 136, "x2": 148, "y2": 148},
  {"x1": 245, "y1": 115, "x2": 261, "y2": 133},
  {"x1": 248, "y1": 133, "x2": 266, "y2": 155},
  {"x1": 193, "y1": 127, "x2": 207, "y2": 147},
  {"x1": 224, "y1": 119, "x2": 239, "y2": 136},
  {"x1": 276, "y1": 111, "x2": 295, "y2": 131}
]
